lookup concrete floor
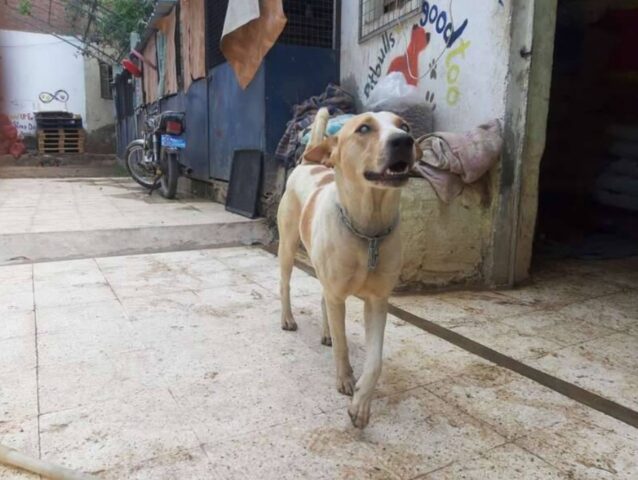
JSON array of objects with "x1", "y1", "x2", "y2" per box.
[
  {"x1": 1, "y1": 247, "x2": 637, "y2": 479},
  {"x1": 394, "y1": 256, "x2": 638, "y2": 413},
  {"x1": 0, "y1": 178, "x2": 244, "y2": 234}
]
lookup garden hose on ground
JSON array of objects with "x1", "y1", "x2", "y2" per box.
[{"x1": 0, "y1": 444, "x2": 97, "y2": 480}]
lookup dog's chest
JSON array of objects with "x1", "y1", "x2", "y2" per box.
[{"x1": 315, "y1": 233, "x2": 402, "y2": 298}]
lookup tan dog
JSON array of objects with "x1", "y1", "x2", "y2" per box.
[{"x1": 277, "y1": 108, "x2": 420, "y2": 428}]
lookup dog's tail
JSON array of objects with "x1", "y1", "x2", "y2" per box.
[{"x1": 302, "y1": 108, "x2": 330, "y2": 162}]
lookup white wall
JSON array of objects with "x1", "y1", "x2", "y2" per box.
[
  {"x1": 84, "y1": 56, "x2": 115, "y2": 132},
  {"x1": 341, "y1": 0, "x2": 513, "y2": 131},
  {"x1": 0, "y1": 29, "x2": 86, "y2": 136}
]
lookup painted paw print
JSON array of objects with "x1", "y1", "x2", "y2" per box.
[
  {"x1": 425, "y1": 91, "x2": 436, "y2": 111},
  {"x1": 429, "y1": 60, "x2": 438, "y2": 79}
]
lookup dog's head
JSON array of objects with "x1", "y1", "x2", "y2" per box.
[{"x1": 304, "y1": 112, "x2": 421, "y2": 189}]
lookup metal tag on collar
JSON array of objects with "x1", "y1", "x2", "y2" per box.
[{"x1": 368, "y1": 238, "x2": 380, "y2": 271}]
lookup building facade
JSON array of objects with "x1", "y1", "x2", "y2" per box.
[
  {"x1": 0, "y1": 0, "x2": 115, "y2": 151},
  {"x1": 114, "y1": 0, "x2": 567, "y2": 289}
]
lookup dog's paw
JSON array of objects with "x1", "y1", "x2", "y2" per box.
[
  {"x1": 281, "y1": 314, "x2": 298, "y2": 331},
  {"x1": 336, "y1": 374, "x2": 356, "y2": 396},
  {"x1": 348, "y1": 400, "x2": 372, "y2": 429},
  {"x1": 321, "y1": 335, "x2": 332, "y2": 347}
]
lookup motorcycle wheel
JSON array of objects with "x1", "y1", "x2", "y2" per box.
[
  {"x1": 125, "y1": 140, "x2": 156, "y2": 189},
  {"x1": 159, "y1": 149, "x2": 179, "y2": 199}
]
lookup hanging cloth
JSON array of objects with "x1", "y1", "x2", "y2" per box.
[{"x1": 220, "y1": 0, "x2": 287, "y2": 89}]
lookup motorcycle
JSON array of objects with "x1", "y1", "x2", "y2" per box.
[{"x1": 124, "y1": 104, "x2": 187, "y2": 199}]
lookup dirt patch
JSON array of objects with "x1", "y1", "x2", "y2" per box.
[{"x1": 307, "y1": 427, "x2": 424, "y2": 480}]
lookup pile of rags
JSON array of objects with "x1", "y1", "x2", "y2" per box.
[
  {"x1": 414, "y1": 120, "x2": 503, "y2": 203},
  {"x1": 275, "y1": 83, "x2": 355, "y2": 168}
]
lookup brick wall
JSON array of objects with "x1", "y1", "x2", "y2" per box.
[{"x1": 0, "y1": 0, "x2": 77, "y2": 35}]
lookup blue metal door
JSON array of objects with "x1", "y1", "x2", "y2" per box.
[
  {"x1": 183, "y1": 80, "x2": 209, "y2": 181},
  {"x1": 208, "y1": 62, "x2": 266, "y2": 181}
]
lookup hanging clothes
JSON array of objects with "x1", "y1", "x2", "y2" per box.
[
  {"x1": 220, "y1": 0, "x2": 287, "y2": 89},
  {"x1": 275, "y1": 84, "x2": 356, "y2": 168}
]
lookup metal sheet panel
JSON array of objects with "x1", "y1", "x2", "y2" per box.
[
  {"x1": 264, "y1": 44, "x2": 338, "y2": 155},
  {"x1": 209, "y1": 62, "x2": 266, "y2": 181},
  {"x1": 160, "y1": 92, "x2": 185, "y2": 112},
  {"x1": 183, "y1": 79, "x2": 209, "y2": 180},
  {"x1": 116, "y1": 115, "x2": 138, "y2": 160}
]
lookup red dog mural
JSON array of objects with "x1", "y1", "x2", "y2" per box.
[{"x1": 387, "y1": 25, "x2": 430, "y2": 86}]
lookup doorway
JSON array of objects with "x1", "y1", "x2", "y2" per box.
[{"x1": 534, "y1": 0, "x2": 638, "y2": 263}]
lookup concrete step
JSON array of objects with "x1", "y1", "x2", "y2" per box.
[
  {"x1": 0, "y1": 153, "x2": 126, "y2": 178},
  {"x1": 0, "y1": 165, "x2": 127, "y2": 178},
  {"x1": 0, "y1": 220, "x2": 272, "y2": 265},
  {"x1": 0, "y1": 177, "x2": 273, "y2": 265}
]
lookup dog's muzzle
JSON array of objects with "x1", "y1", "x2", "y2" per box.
[{"x1": 363, "y1": 134, "x2": 414, "y2": 186}]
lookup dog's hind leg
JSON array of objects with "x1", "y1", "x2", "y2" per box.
[
  {"x1": 277, "y1": 190, "x2": 300, "y2": 331},
  {"x1": 320, "y1": 296, "x2": 332, "y2": 346},
  {"x1": 325, "y1": 294, "x2": 355, "y2": 395},
  {"x1": 348, "y1": 297, "x2": 388, "y2": 428}
]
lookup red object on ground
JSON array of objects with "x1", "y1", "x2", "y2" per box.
[
  {"x1": 1, "y1": 124, "x2": 18, "y2": 141},
  {"x1": 0, "y1": 113, "x2": 26, "y2": 159},
  {"x1": 9, "y1": 141, "x2": 26, "y2": 159}
]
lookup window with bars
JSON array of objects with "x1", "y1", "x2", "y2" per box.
[
  {"x1": 279, "y1": 0, "x2": 335, "y2": 49},
  {"x1": 359, "y1": 0, "x2": 420, "y2": 43},
  {"x1": 99, "y1": 61, "x2": 113, "y2": 100}
]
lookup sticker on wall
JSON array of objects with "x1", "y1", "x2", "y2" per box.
[{"x1": 38, "y1": 89, "x2": 69, "y2": 104}]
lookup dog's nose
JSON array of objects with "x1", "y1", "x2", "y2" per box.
[{"x1": 388, "y1": 134, "x2": 414, "y2": 150}]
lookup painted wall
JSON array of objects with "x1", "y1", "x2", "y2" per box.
[
  {"x1": 341, "y1": 0, "x2": 514, "y2": 287},
  {"x1": 83, "y1": 56, "x2": 115, "y2": 132},
  {"x1": 341, "y1": 0, "x2": 512, "y2": 131},
  {"x1": 0, "y1": 29, "x2": 86, "y2": 137}
]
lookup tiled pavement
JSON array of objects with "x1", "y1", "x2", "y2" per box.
[
  {"x1": 393, "y1": 256, "x2": 638, "y2": 412},
  {"x1": 1, "y1": 247, "x2": 637, "y2": 479},
  {"x1": 0, "y1": 178, "x2": 245, "y2": 234}
]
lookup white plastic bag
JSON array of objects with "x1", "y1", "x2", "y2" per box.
[
  {"x1": 365, "y1": 72, "x2": 433, "y2": 137},
  {"x1": 365, "y1": 72, "x2": 422, "y2": 112}
]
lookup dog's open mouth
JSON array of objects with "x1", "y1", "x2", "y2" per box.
[{"x1": 364, "y1": 161, "x2": 410, "y2": 184}]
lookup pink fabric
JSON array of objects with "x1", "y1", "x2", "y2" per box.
[{"x1": 414, "y1": 120, "x2": 503, "y2": 203}]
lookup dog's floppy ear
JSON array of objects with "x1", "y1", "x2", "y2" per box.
[{"x1": 303, "y1": 136, "x2": 338, "y2": 166}]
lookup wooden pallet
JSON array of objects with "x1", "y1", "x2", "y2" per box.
[{"x1": 37, "y1": 128, "x2": 85, "y2": 154}]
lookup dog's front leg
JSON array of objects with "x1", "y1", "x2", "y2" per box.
[
  {"x1": 324, "y1": 294, "x2": 355, "y2": 395},
  {"x1": 320, "y1": 296, "x2": 332, "y2": 346},
  {"x1": 348, "y1": 297, "x2": 387, "y2": 428}
]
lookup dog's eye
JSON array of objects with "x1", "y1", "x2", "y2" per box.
[
  {"x1": 400, "y1": 123, "x2": 410, "y2": 133},
  {"x1": 356, "y1": 124, "x2": 371, "y2": 134}
]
